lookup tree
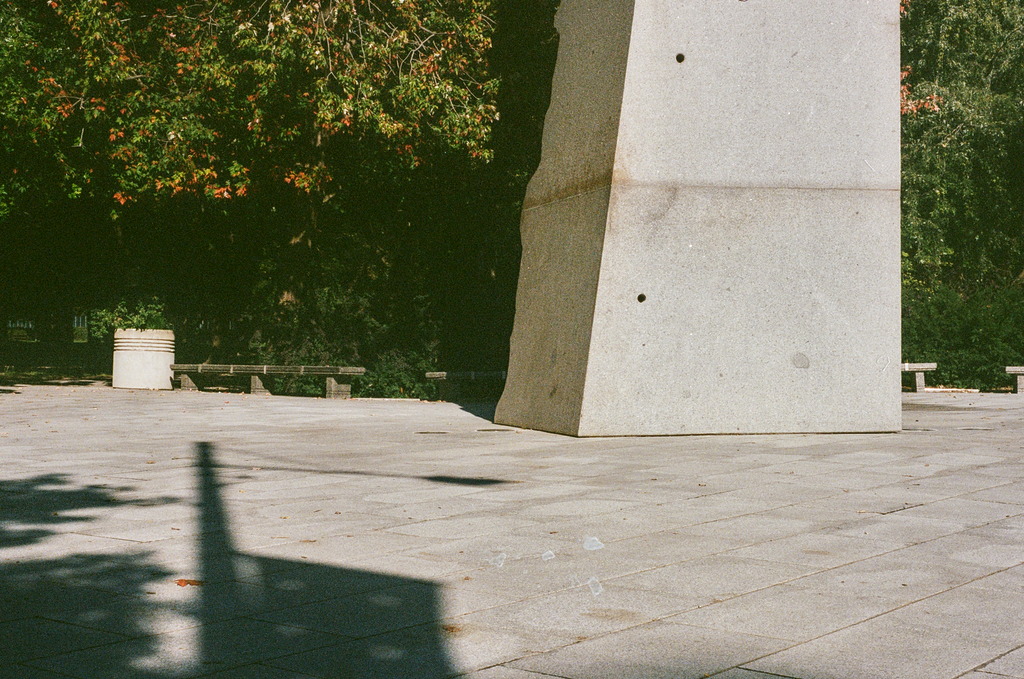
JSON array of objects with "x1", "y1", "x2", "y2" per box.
[
  {"x1": 901, "y1": 0, "x2": 1024, "y2": 292},
  {"x1": 1, "y1": 0, "x2": 513, "y2": 386},
  {"x1": 899, "y1": 0, "x2": 1024, "y2": 387},
  {"x1": 2, "y1": 1, "x2": 497, "y2": 212}
]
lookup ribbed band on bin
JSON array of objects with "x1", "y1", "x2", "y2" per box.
[{"x1": 113, "y1": 337, "x2": 175, "y2": 353}]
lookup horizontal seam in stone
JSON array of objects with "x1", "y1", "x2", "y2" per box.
[{"x1": 522, "y1": 184, "x2": 613, "y2": 213}]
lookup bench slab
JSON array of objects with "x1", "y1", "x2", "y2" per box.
[
  {"x1": 901, "y1": 362, "x2": 937, "y2": 392},
  {"x1": 172, "y1": 364, "x2": 364, "y2": 376},
  {"x1": 1007, "y1": 367, "x2": 1024, "y2": 394},
  {"x1": 171, "y1": 364, "x2": 364, "y2": 398}
]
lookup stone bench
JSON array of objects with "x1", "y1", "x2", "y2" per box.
[
  {"x1": 902, "y1": 362, "x2": 937, "y2": 392},
  {"x1": 1007, "y1": 367, "x2": 1024, "y2": 394},
  {"x1": 171, "y1": 364, "x2": 364, "y2": 399},
  {"x1": 425, "y1": 371, "x2": 506, "y2": 401}
]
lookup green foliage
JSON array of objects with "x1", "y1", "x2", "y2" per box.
[
  {"x1": 903, "y1": 284, "x2": 1024, "y2": 390},
  {"x1": 0, "y1": 0, "x2": 531, "y2": 398},
  {"x1": 0, "y1": 0, "x2": 498, "y2": 213},
  {"x1": 89, "y1": 297, "x2": 172, "y2": 338},
  {"x1": 901, "y1": 0, "x2": 1024, "y2": 291},
  {"x1": 359, "y1": 349, "x2": 439, "y2": 399},
  {"x1": 899, "y1": 1, "x2": 1024, "y2": 391},
  {"x1": 239, "y1": 250, "x2": 441, "y2": 397}
]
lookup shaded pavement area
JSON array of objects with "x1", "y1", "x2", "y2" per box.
[{"x1": 1, "y1": 385, "x2": 1023, "y2": 678}]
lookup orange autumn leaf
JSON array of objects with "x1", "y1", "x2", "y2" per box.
[{"x1": 175, "y1": 579, "x2": 204, "y2": 587}]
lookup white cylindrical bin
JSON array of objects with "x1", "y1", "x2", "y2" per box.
[{"x1": 112, "y1": 329, "x2": 175, "y2": 390}]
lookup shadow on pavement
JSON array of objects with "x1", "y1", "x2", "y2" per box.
[
  {"x1": 0, "y1": 369, "x2": 111, "y2": 388},
  {"x1": 1, "y1": 444, "x2": 458, "y2": 678},
  {"x1": 0, "y1": 475, "x2": 175, "y2": 675},
  {"x1": 902, "y1": 401, "x2": 990, "y2": 413},
  {"x1": 452, "y1": 401, "x2": 498, "y2": 421},
  {"x1": 210, "y1": 460, "x2": 509, "y2": 487}
]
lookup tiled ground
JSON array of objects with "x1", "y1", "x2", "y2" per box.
[{"x1": 1, "y1": 384, "x2": 1023, "y2": 678}]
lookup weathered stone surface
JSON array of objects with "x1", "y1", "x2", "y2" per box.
[{"x1": 496, "y1": 0, "x2": 901, "y2": 436}]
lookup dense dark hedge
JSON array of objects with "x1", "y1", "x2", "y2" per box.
[{"x1": 903, "y1": 285, "x2": 1024, "y2": 390}]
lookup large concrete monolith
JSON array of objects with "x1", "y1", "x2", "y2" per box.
[{"x1": 495, "y1": 0, "x2": 901, "y2": 436}]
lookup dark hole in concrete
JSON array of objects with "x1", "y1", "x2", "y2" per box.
[
  {"x1": 675, "y1": 53, "x2": 685, "y2": 63},
  {"x1": 637, "y1": 294, "x2": 647, "y2": 303}
]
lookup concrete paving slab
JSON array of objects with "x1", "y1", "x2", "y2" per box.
[
  {"x1": 726, "y1": 532, "x2": 903, "y2": 569},
  {"x1": 592, "y1": 531, "x2": 745, "y2": 570},
  {"x1": 979, "y1": 645, "x2": 1024, "y2": 678},
  {"x1": 254, "y1": 580, "x2": 513, "y2": 637},
  {"x1": 268, "y1": 619, "x2": 579, "y2": 678},
  {"x1": 967, "y1": 514, "x2": 1024, "y2": 541},
  {"x1": 711, "y1": 670, "x2": 796, "y2": 679},
  {"x1": 795, "y1": 483, "x2": 957, "y2": 515},
  {"x1": 372, "y1": 496, "x2": 509, "y2": 522},
  {"x1": 244, "y1": 528, "x2": 436, "y2": 563},
  {"x1": 970, "y1": 565, "x2": 1024, "y2": 595},
  {"x1": 668, "y1": 582, "x2": 901, "y2": 642},
  {"x1": 385, "y1": 515, "x2": 542, "y2": 540},
  {"x1": 27, "y1": 618, "x2": 342, "y2": 678},
  {"x1": 824, "y1": 513, "x2": 966, "y2": 545},
  {"x1": 901, "y1": 495, "x2": 1023, "y2": 523},
  {"x1": 194, "y1": 664, "x2": 314, "y2": 678},
  {"x1": 785, "y1": 551, "x2": 994, "y2": 604},
  {"x1": 508, "y1": 620, "x2": 790, "y2": 679},
  {"x1": 887, "y1": 531, "x2": 1024, "y2": 570},
  {"x1": 0, "y1": 531, "x2": 146, "y2": 563},
  {"x1": 533, "y1": 497, "x2": 779, "y2": 539},
  {"x1": 454, "y1": 580, "x2": 696, "y2": 639},
  {"x1": 964, "y1": 481, "x2": 1024, "y2": 505},
  {"x1": 705, "y1": 481, "x2": 844, "y2": 507},
  {"x1": 672, "y1": 511, "x2": 839, "y2": 545},
  {"x1": 606, "y1": 555, "x2": 820, "y2": 604},
  {"x1": 515, "y1": 498, "x2": 647, "y2": 519},
  {"x1": 456, "y1": 666, "x2": 567, "y2": 679},
  {"x1": 0, "y1": 618, "x2": 127, "y2": 663},
  {"x1": 744, "y1": 602, "x2": 1019, "y2": 679},
  {"x1": 0, "y1": 667, "x2": 71, "y2": 679},
  {"x1": 2, "y1": 387, "x2": 1024, "y2": 678},
  {"x1": 436, "y1": 538, "x2": 662, "y2": 600},
  {"x1": 892, "y1": 583, "x2": 1024, "y2": 646}
]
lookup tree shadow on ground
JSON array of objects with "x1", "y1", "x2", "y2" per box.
[
  {"x1": 0, "y1": 475, "x2": 175, "y2": 676},
  {"x1": 0, "y1": 372, "x2": 111, "y2": 388},
  {"x1": 1, "y1": 445, "x2": 459, "y2": 678}
]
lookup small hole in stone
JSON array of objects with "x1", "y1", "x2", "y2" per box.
[
  {"x1": 675, "y1": 53, "x2": 685, "y2": 63},
  {"x1": 637, "y1": 294, "x2": 647, "y2": 303}
]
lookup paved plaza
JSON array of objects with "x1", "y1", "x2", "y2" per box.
[{"x1": 1, "y1": 384, "x2": 1023, "y2": 678}]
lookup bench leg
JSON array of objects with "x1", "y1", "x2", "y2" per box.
[
  {"x1": 250, "y1": 375, "x2": 271, "y2": 396},
  {"x1": 914, "y1": 372, "x2": 927, "y2": 392},
  {"x1": 325, "y1": 377, "x2": 351, "y2": 399},
  {"x1": 179, "y1": 373, "x2": 199, "y2": 392},
  {"x1": 1016, "y1": 375, "x2": 1024, "y2": 395}
]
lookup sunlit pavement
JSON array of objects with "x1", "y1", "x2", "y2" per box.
[{"x1": 1, "y1": 384, "x2": 1023, "y2": 679}]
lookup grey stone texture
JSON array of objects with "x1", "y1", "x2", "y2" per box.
[
  {"x1": 3, "y1": 386, "x2": 1024, "y2": 678},
  {"x1": 496, "y1": 0, "x2": 902, "y2": 436}
]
